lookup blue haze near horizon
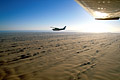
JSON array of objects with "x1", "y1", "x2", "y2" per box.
[{"x1": 0, "y1": 0, "x2": 120, "y2": 32}]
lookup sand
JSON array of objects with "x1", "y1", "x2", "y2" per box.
[{"x1": 0, "y1": 32, "x2": 120, "y2": 80}]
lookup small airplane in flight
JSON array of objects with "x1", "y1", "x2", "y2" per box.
[{"x1": 51, "y1": 26, "x2": 66, "y2": 31}]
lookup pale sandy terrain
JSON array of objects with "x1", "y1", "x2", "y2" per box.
[{"x1": 0, "y1": 32, "x2": 120, "y2": 80}]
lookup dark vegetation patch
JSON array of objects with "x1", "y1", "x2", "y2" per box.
[
  {"x1": 55, "y1": 44, "x2": 60, "y2": 47},
  {"x1": 96, "y1": 50, "x2": 99, "y2": 53},
  {"x1": 83, "y1": 45, "x2": 87, "y2": 48},
  {"x1": 33, "y1": 52, "x2": 39, "y2": 56},
  {"x1": 41, "y1": 51, "x2": 46, "y2": 53},
  {"x1": 20, "y1": 54, "x2": 31, "y2": 59},
  {"x1": 0, "y1": 60, "x2": 7, "y2": 65},
  {"x1": 0, "y1": 51, "x2": 4, "y2": 53},
  {"x1": 38, "y1": 48, "x2": 41, "y2": 49},
  {"x1": 80, "y1": 62, "x2": 91, "y2": 67}
]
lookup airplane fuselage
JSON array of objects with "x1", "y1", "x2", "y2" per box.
[{"x1": 52, "y1": 28, "x2": 64, "y2": 31}]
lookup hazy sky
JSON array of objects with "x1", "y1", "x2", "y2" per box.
[{"x1": 0, "y1": 0, "x2": 120, "y2": 32}]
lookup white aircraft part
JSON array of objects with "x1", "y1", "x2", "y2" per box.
[{"x1": 75, "y1": 0, "x2": 120, "y2": 20}]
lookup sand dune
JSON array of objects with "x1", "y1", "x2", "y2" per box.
[{"x1": 0, "y1": 32, "x2": 120, "y2": 80}]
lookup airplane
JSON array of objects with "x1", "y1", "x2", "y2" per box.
[
  {"x1": 51, "y1": 26, "x2": 66, "y2": 31},
  {"x1": 75, "y1": 0, "x2": 120, "y2": 20}
]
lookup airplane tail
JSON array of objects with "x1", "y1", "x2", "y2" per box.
[{"x1": 63, "y1": 26, "x2": 66, "y2": 30}]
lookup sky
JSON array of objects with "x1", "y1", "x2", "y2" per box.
[{"x1": 0, "y1": 0, "x2": 120, "y2": 32}]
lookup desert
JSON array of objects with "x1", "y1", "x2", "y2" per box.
[{"x1": 0, "y1": 32, "x2": 120, "y2": 80}]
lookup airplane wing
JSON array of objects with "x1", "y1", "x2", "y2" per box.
[
  {"x1": 75, "y1": 0, "x2": 120, "y2": 20},
  {"x1": 50, "y1": 27, "x2": 56, "y2": 28}
]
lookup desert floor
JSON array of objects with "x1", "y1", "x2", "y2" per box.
[{"x1": 0, "y1": 32, "x2": 120, "y2": 80}]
